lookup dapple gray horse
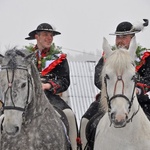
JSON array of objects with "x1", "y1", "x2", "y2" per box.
[{"x1": 0, "y1": 49, "x2": 69, "y2": 150}]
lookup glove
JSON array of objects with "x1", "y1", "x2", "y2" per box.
[{"x1": 136, "y1": 87, "x2": 142, "y2": 95}]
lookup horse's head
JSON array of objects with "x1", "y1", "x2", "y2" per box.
[
  {"x1": 101, "y1": 37, "x2": 138, "y2": 128},
  {"x1": 0, "y1": 49, "x2": 34, "y2": 136}
]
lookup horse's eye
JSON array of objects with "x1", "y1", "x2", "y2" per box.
[
  {"x1": 131, "y1": 75, "x2": 137, "y2": 81},
  {"x1": 105, "y1": 74, "x2": 110, "y2": 80},
  {"x1": 21, "y1": 83, "x2": 26, "y2": 88}
]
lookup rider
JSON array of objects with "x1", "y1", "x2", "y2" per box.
[
  {"x1": 25, "y1": 23, "x2": 78, "y2": 150},
  {"x1": 79, "y1": 19, "x2": 150, "y2": 149}
]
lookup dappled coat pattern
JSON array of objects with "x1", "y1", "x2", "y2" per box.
[{"x1": 0, "y1": 49, "x2": 69, "y2": 150}]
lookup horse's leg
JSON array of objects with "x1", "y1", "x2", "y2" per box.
[{"x1": 63, "y1": 108, "x2": 78, "y2": 150}]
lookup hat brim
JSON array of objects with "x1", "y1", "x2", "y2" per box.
[
  {"x1": 109, "y1": 30, "x2": 140, "y2": 35},
  {"x1": 25, "y1": 29, "x2": 61, "y2": 40},
  {"x1": 25, "y1": 36, "x2": 35, "y2": 40}
]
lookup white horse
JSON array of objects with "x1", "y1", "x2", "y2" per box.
[{"x1": 94, "y1": 37, "x2": 150, "y2": 150}]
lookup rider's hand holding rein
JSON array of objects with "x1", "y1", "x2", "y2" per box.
[{"x1": 42, "y1": 83, "x2": 52, "y2": 90}]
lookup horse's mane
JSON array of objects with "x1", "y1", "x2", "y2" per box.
[
  {"x1": 4, "y1": 48, "x2": 25, "y2": 69},
  {"x1": 30, "y1": 62, "x2": 43, "y2": 96},
  {"x1": 100, "y1": 49, "x2": 135, "y2": 111},
  {"x1": 104, "y1": 49, "x2": 134, "y2": 73}
]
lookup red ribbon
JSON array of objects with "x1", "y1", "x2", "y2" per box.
[
  {"x1": 41, "y1": 53, "x2": 66, "y2": 76},
  {"x1": 136, "y1": 51, "x2": 150, "y2": 72},
  {"x1": 136, "y1": 82, "x2": 150, "y2": 94}
]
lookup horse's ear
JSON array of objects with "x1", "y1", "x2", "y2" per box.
[
  {"x1": 102, "y1": 37, "x2": 113, "y2": 59},
  {"x1": 25, "y1": 52, "x2": 35, "y2": 61},
  {"x1": 128, "y1": 36, "x2": 137, "y2": 60}
]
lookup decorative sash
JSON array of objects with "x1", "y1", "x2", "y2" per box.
[
  {"x1": 136, "y1": 51, "x2": 150, "y2": 72},
  {"x1": 41, "y1": 53, "x2": 66, "y2": 76}
]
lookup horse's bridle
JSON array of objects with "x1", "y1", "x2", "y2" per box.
[
  {"x1": 104, "y1": 73, "x2": 139, "y2": 124},
  {"x1": 0, "y1": 65, "x2": 32, "y2": 122}
]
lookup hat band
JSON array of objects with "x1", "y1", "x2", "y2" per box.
[
  {"x1": 37, "y1": 29, "x2": 54, "y2": 32},
  {"x1": 109, "y1": 30, "x2": 140, "y2": 35}
]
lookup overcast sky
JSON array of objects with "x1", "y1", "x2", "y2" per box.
[{"x1": 0, "y1": 0, "x2": 150, "y2": 58}]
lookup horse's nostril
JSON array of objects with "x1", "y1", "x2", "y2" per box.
[
  {"x1": 15, "y1": 126, "x2": 19, "y2": 133},
  {"x1": 111, "y1": 112, "x2": 115, "y2": 119},
  {"x1": 125, "y1": 113, "x2": 128, "y2": 120},
  {"x1": 5, "y1": 125, "x2": 20, "y2": 136}
]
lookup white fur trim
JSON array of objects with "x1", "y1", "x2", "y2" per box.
[{"x1": 132, "y1": 21, "x2": 144, "y2": 32}]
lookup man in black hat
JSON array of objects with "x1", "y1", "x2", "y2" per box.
[
  {"x1": 25, "y1": 23, "x2": 78, "y2": 150},
  {"x1": 79, "y1": 19, "x2": 150, "y2": 149}
]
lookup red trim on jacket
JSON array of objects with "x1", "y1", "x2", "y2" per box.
[
  {"x1": 136, "y1": 82, "x2": 150, "y2": 94},
  {"x1": 136, "y1": 52, "x2": 150, "y2": 72},
  {"x1": 49, "y1": 80, "x2": 61, "y2": 94}
]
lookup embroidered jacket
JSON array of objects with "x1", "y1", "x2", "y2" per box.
[{"x1": 27, "y1": 44, "x2": 70, "y2": 95}]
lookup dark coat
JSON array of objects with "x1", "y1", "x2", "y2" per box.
[
  {"x1": 40, "y1": 58, "x2": 70, "y2": 94},
  {"x1": 43, "y1": 59, "x2": 71, "y2": 110},
  {"x1": 94, "y1": 57, "x2": 104, "y2": 90},
  {"x1": 34, "y1": 48, "x2": 70, "y2": 110},
  {"x1": 137, "y1": 56, "x2": 150, "y2": 118}
]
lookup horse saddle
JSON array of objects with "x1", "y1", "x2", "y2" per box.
[
  {"x1": 53, "y1": 106, "x2": 69, "y2": 135},
  {"x1": 53, "y1": 106, "x2": 72, "y2": 150},
  {"x1": 85, "y1": 110, "x2": 105, "y2": 150}
]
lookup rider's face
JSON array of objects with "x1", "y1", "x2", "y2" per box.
[
  {"x1": 35, "y1": 31, "x2": 53, "y2": 50},
  {"x1": 115, "y1": 34, "x2": 133, "y2": 49}
]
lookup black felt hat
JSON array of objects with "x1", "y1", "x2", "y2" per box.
[
  {"x1": 25, "y1": 23, "x2": 61, "y2": 40},
  {"x1": 109, "y1": 19, "x2": 149, "y2": 35}
]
